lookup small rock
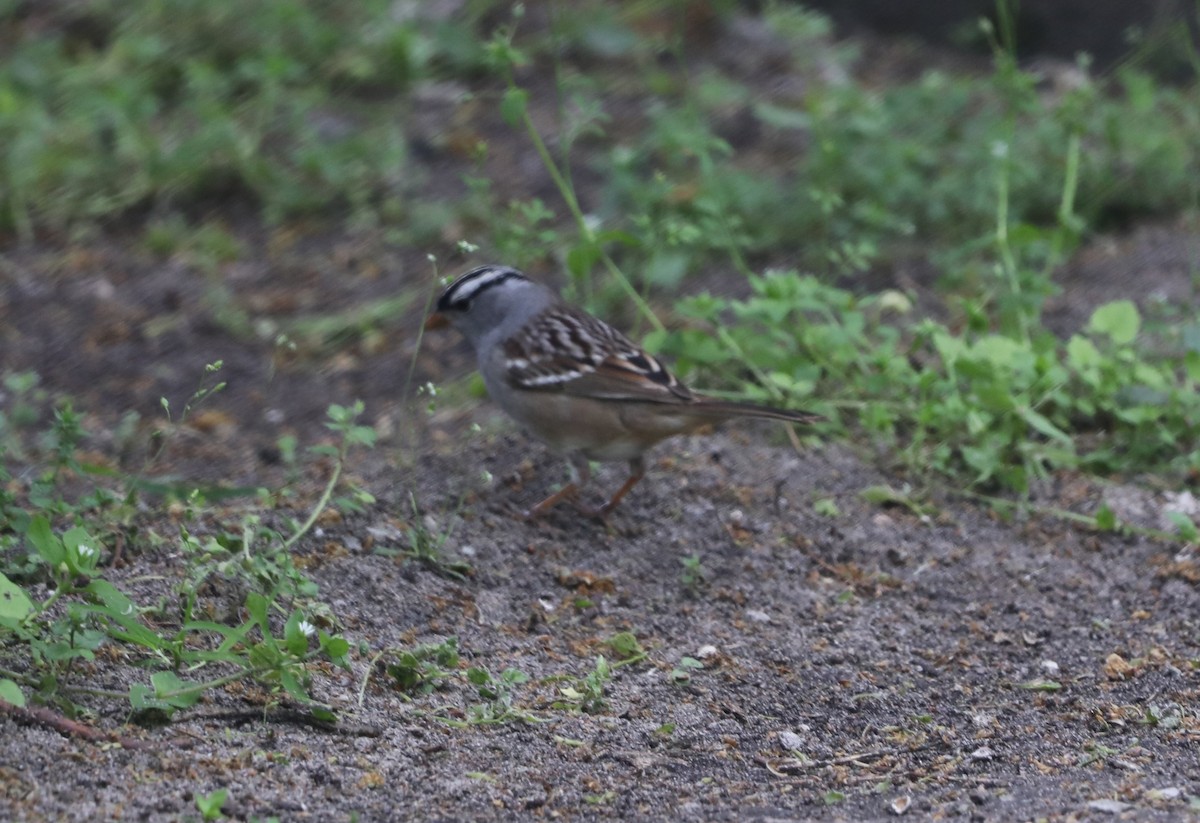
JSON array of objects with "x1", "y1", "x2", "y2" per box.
[
  {"x1": 890, "y1": 795, "x2": 912, "y2": 815},
  {"x1": 969, "y1": 746, "x2": 994, "y2": 761},
  {"x1": 1041, "y1": 660, "x2": 1060, "y2": 675},
  {"x1": 1145, "y1": 787, "x2": 1181, "y2": 801},
  {"x1": 778, "y1": 731, "x2": 806, "y2": 751},
  {"x1": 1087, "y1": 799, "x2": 1133, "y2": 813},
  {"x1": 1160, "y1": 490, "x2": 1200, "y2": 533},
  {"x1": 745, "y1": 609, "x2": 771, "y2": 624},
  {"x1": 1104, "y1": 653, "x2": 1137, "y2": 680},
  {"x1": 969, "y1": 788, "x2": 990, "y2": 806},
  {"x1": 367, "y1": 523, "x2": 406, "y2": 542},
  {"x1": 1102, "y1": 485, "x2": 1154, "y2": 524},
  {"x1": 695, "y1": 644, "x2": 720, "y2": 659}
]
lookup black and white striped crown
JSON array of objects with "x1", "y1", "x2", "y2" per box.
[{"x1": 437, "y1": 265, "x2": 528, "y2": 313}]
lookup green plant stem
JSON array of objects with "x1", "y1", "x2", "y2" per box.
[
  {"x1": 398, "y1": 272, "x2": 440, "y2": 459},
  {"x1": 357, "y1": 650, "x2": 386, "y2": 708},
  {"x1": 0, "y1": 666, "x2": 38, "y2": 687},
  {"x1": 609, "y1": 652, "x2": 648, "y2": 669},
  {"x1": 156, "y1": 648, "x2": 328, "y2": 704},
  {"x1": 280, "y1": 456, "x2": 342, "y2": 554},
  {"x1": 1042, "y1": 131, "x2": 1082, "y2": 278},
  {"x1": 0, "y1": 666, "x2": 128, "y2": 700},
  {"x1": 993, "y1": 146, "x2": 1029, "y2": 343},
  {"x1": 509, "y1": 75, "x2": 665, "y2": 334}
]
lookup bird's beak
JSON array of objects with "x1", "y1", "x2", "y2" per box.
[{"x1": 424, "y1": 312, "x2": 449, "y2": 331}]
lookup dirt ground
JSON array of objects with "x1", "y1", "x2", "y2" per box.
[{"x1": 3, "y1": 13, "x2": 1200, "y2": 823}]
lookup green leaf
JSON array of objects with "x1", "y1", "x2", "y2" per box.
[
  {"x1": 85, "y1": 579, "x2": 135, "y2": 614},
  {"x1": 1185, "y1": 351, "x2": 1200, "y2": 382},
  {"x1": 129, "y1": 684, "x2": 164, "y2": 713},
  {"x1": 931, "y1": 331, "x2": 965, "y2": 368},
  {"x1": 195, "y1": 788, "x2": 228, "y2": 821},
  {"x1": 971, "y1": 335, "x2": 1026, "y2": 369},
  {"x1": 1066, "y1": 334, "x2": 1101, "y2": 371},
  {"x1": 566, "y1": 243, "x2": 600, "y2": 281},
  {"x1": 151, "y1": 671, "x2": 202, "y2": 708},
  {"x1": 500, "y1": 668, "x2": 530, "y2": 685},
  {"x1": 593, "y1": 229, "x2": 640, "y2": 248},
  {"x1": 0, "y1": 678, "x2": 26, "y2": 707},
  {"x1": 245, "y1": 592, "x2": 276, "y2": 648},
  {"x1": 321, "y1": 634, "x2": 351, "y2": 668},
  {"x1": 26, "y1": 515, "x2": 64, "y2": 565},
  {"x1": 1166, "y1": 511, "x2": 1199, "y2": 542},
  {"x1": 1088, "y1": 300, "x2": 1140, "y2": 344},
  {"x1": 106, "y1": 622, "x2": 169, "y2": 651},
  {"x1": 858, "y1": 485, "x2": 931, "y2": 516},
  {"x1": 61, "y1": 526, "x2": 95, "y2": 556},
  {"x1": 500, "y1": 87, "x2": 529, "y2": 128},
  {"x1": 284, "y1": 611, "x2": 309, "y2": 656},
  {"x1": 39, "y1": 642, "x2": 95, "y2": 663},
  {"x1": 605, "y1": 631, "x2": 644, "y2": 661},
  {"x1": 1094, "y1": 505, "x2": 1118, "y2": 531},
  {"x1": 309, "y1": 705, "x2": 337, "y2": 723},
  {"x1": 0, "y1": 572, "x2": 34, "y2": 621},
  {"x1": 279, "y1": 668, "x2": 310, "y2": 703},
  {"x1": 1017, "y1": 406, "x2": 1073, "y2": 445},
  {"x1": 753, "y1": 101, "x2": 810, "y2": 130}
]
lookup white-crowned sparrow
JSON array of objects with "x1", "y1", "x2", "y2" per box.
[{"x1": 427, "y1": 264, "x2": 821, "y2": 518}]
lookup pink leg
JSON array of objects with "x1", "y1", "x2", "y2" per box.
[
  {"x1": 579, "y1": 457, "x2": 646, "y2": 519},
  {"x1": 521, "y1": 454, "x2": 591, "y2": 520}
]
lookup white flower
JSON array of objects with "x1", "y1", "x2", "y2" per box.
[
  {"x1": 77, "y1": 544, "x2": 97, "y2": 559},
  {"x1": 298, "y1": 620, "x2": 316, "y2": 637}
]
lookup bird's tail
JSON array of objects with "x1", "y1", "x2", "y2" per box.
[{"x1": 688, "y1": 398, "x2": 824, "y2": 425}]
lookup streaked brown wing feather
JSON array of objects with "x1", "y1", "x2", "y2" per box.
[{"x1": 502, "y1": 305, "x2": 692, "y2": 403}]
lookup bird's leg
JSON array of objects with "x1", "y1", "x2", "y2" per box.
[
  {"x1": 522, "y1": 453, "x2": 590, "y2": 520},
  {"x1": 579, "y1": 456, "x2": 646, "y2": 520}
]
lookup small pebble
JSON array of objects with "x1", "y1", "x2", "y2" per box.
[
  {"x1": 778, "y1": 731, "x2": 806, "y2": 751},
  {"x1": 969, "y1": 746, "x2": 994, "y2": 761}
]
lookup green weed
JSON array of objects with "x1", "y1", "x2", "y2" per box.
[
  {"x1": 0, "y1": 393, "x2": 371, "y2": 721},
  {"x1": 386, "y1": 637, "x2": 461, "y2": 696}
]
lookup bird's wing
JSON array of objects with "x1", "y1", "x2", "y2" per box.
[{"x1": 502, "y1": 305, "x2": 694, "y2": 404}]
